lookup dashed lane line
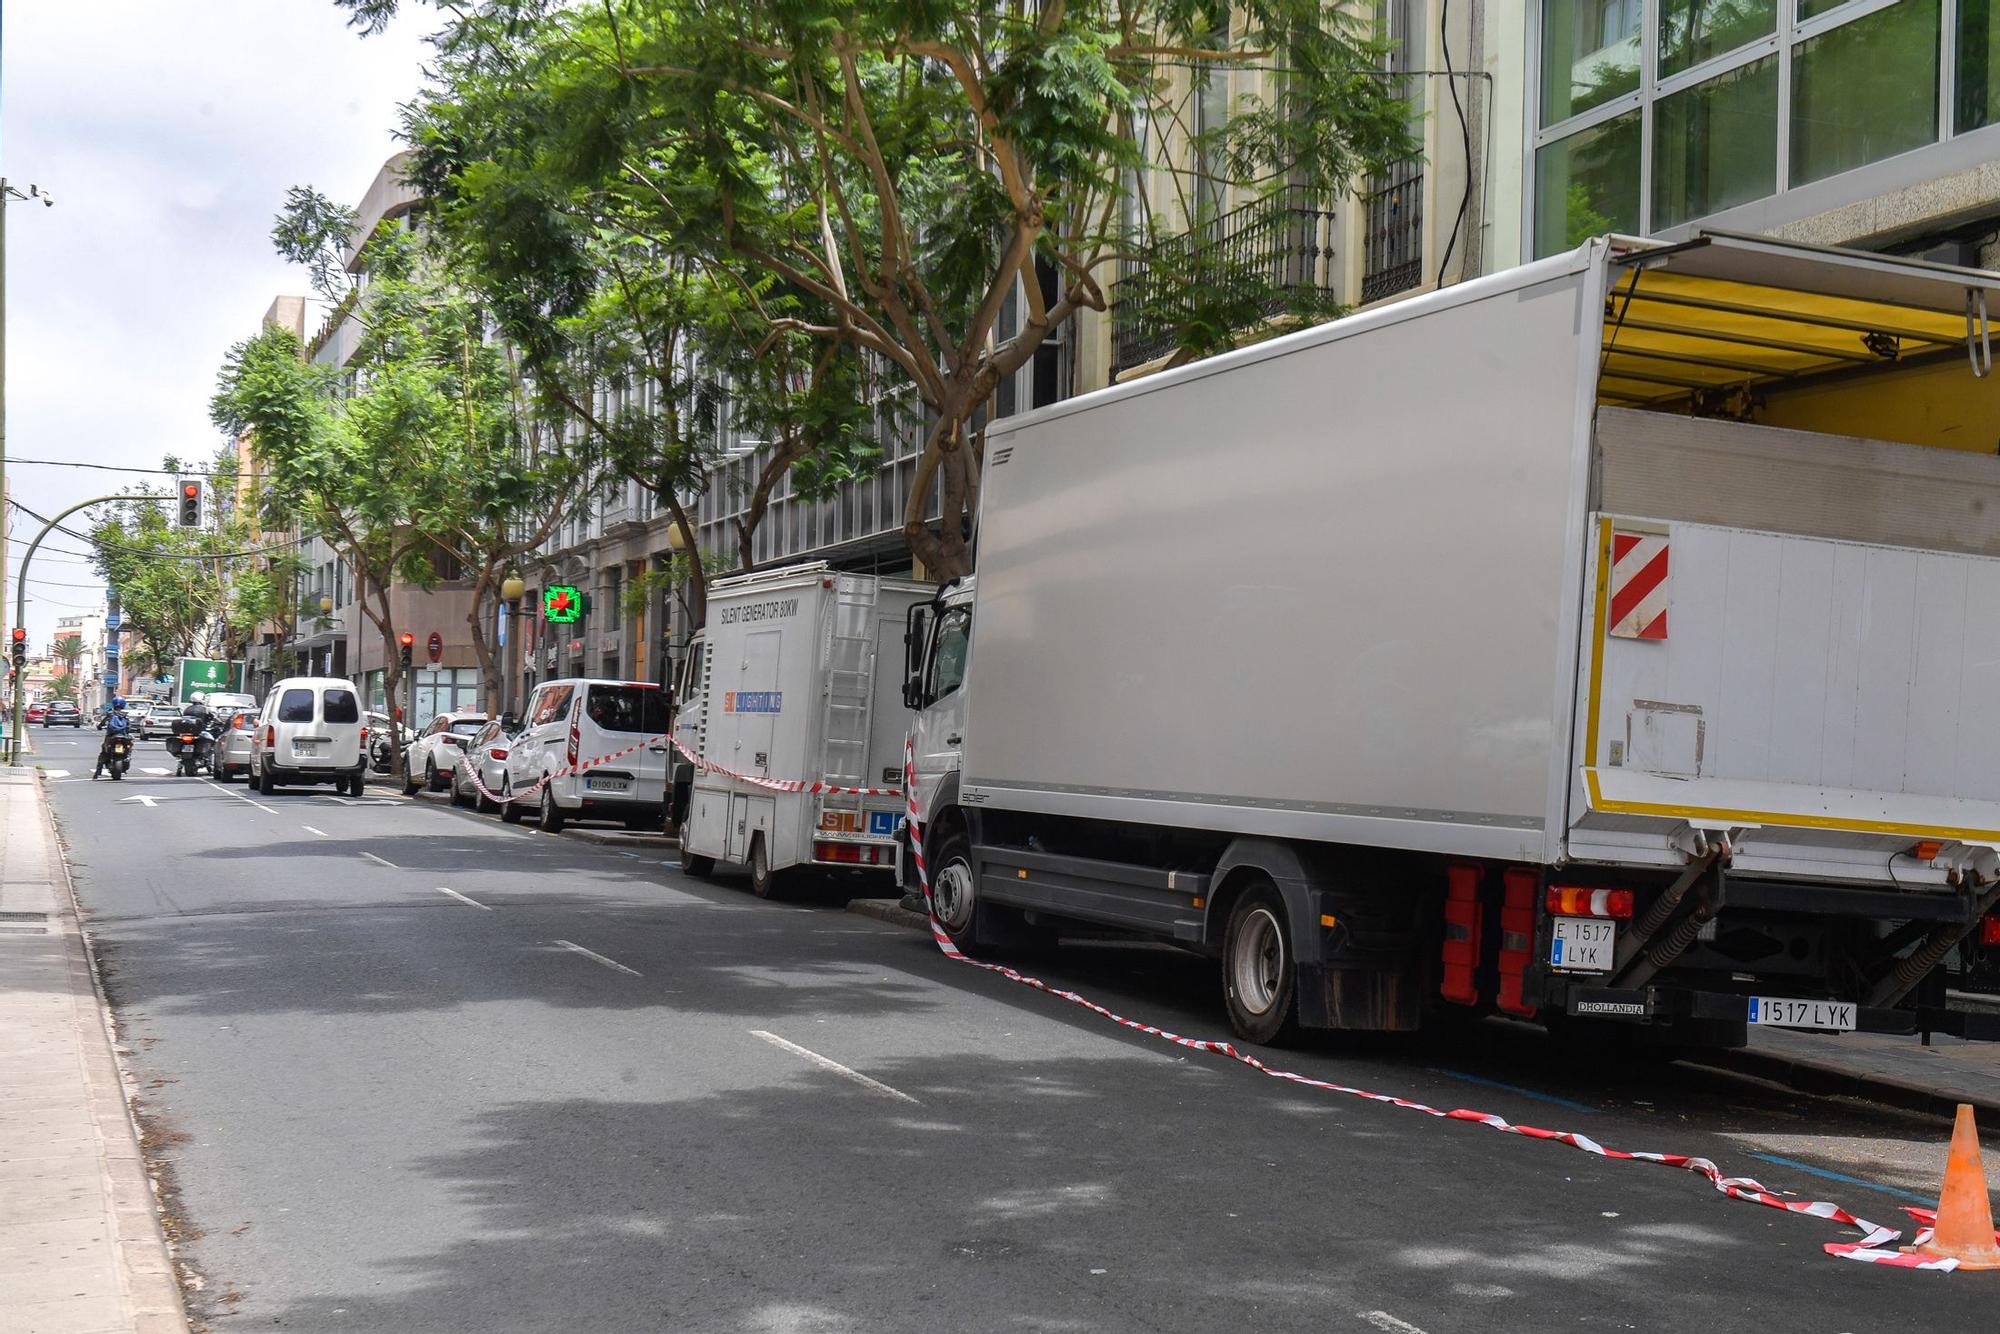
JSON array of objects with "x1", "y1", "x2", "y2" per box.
[
  {"x1": 359, "y1": 851, "x2": 398, "y2": 869},
  {"x1": 302, "y1": 826, "x2": 329, "y2": 837},
  {"x1": 749, "y1": 1030, "x2": 921, "y2": 1105},
  {"x1": 199, "y1": 777, "x2": 277, "y2": 815},
  {"x1": 553, "y1": 939, "x2": 641, "y2": 976},
  {"x1": 1357, "y1": 1313, "x2": 1428, "y2": 1334},
  {"x1": 434, "y1": 886, "x2": 492, "y2": 911}
]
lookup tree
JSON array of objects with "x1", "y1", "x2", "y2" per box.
[
  {"x1": 402, "y1": 40, "x2": 878, "y2": 626},
  {"x1": 212, "y1": 214, "x2": 560, "y2": 757},
  {"x1": 50, "y1": 637, "x2": 83, "y2": 697},
  {"x1": 342, "y1": 0, "x2": 1412, "y2": 579}
]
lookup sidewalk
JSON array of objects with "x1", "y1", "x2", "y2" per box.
[
  {"x1": 1701, "y1": 1023, "x2": 2000, "y2": 1123},
  {"x1": 0, "y1": 769, "x2": 185, "y2": 1334}
]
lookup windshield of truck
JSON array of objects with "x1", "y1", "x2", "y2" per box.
[
  {"x1": 931, "y1": 608, "x2": 971, "y2": 701},
  {"x1": 584, "y1": 684, "x2": 668, "y2": 735}
]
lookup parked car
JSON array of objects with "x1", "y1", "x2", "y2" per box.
[
  {"x1": 248, "y1": 677, "x2": 367, "y2": 795},
  {"x1": 400, "y1": 711, "x2": 490, "y2": 796},
  {"x1": 449, "y1": 717, "x2": 520, "y2": 813},
  {"x1": 502, "y1": 679, "x2": 668, "y2": 832},
  {"x1": 213, "y1": 707, "x2": 260, "y2": 783},
  {"x1": 25, "y1": 703, "x2": 46, "y2": 724},
  {"x1": 42, "y1": 701, "x2": 82, "y2": 728},
  {"x1": 198, "y1": 691, "x2": 257, "y2": 716}
]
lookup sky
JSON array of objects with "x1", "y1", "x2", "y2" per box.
[{"x1": 2, "y1": 0, "x2": 434, "y2": 644}]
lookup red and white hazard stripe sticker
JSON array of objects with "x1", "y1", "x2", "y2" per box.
[{"x1": 1609, "y1": 531, "x2": 1668, "y2": 640}]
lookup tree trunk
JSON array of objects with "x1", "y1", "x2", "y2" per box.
[
  {"x1": 465, "y1": 565, "x2": 499, "y2": 715},
  {"x1": 903, "y1": 411, "x2": 977, "y2": 582}
]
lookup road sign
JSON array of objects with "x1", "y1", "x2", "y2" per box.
[
  {"x1": 105, "y1": 612, "x2": 122, "y2": 631},
  {"x1": 427, "y1": 631, "x2": 443, "y2": 663}
]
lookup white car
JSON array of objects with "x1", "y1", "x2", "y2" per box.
[
  {"x1": 448, "y1": 718, "x2": 519, "y2": 813},
  {"x1": 501, "y1": 678, "x2": 668, "y2": 832},
  {"x1": 400, "y1": 711, "x2": 490, "y2": 796},
  {"x1": 249, "y1": 676, "x2": 367, "y2": 796}
]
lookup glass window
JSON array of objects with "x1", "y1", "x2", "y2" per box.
[
  {"x1": 1652, "y1": 54, "x2": 1778, "y2": 227},
  {"x1": 1958, "y1": 0, "x2": 2000, "y2": 132},
  {"x1": 1790, "y1": 0, "x2": 1940, "y2": 187},
  {"x1": 928, "y1": 608, "x2": 972, "y2": 702},
  {"x1": 533, "y1": 684, "x2": 574, "y2": 726},
  {"x1": 1541, "y1": 0, "x2": 1644, "y2": 126},
  {"x1": 584, "y1": 684, "x2": 668, "y2": 734},
  {"x1": 1534, "y1": 110, "x2": 1641, "y2": 255},
  {"x1": 276, "y1": 688, "x2": 313, "y2": 723},
  {"x1": 1797, "y1": 0, "x2": 1850, "y2": 17},
  {"x1": 322, "y1": 688, "x2": 360, "y2": 724},
  {"x1": 1659, "y1": 0, "x2": 1774, "y2": 77}
]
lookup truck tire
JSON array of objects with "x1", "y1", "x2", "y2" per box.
[
  {"x1": 1222, "y1": 882, "x2": 1299, "y2": 1045},
  {"x1": 749, "y1": 836, "x2": 787, "y2": 900},
  {"x1": 679, "y1": 838, "x2": 714, "y2": 877},
  {"x1": 928, "y1": 826, "x2": 980, "y2": 947}
]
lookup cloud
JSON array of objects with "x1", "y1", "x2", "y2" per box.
[{"x1": 2, "y1": 0, "x2": 433, "y2": 639}]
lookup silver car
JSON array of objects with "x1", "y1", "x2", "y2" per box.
[
  {"x1": 213, "y1": 706, "x2": 261, "y2": 783},
  {"x1": 448, "y1": 718, "x2": 519, "y2": 814}
]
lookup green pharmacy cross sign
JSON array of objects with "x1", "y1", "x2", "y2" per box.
[{"x1": 544, "y1": 585, "x2": 582, "y2": 625}]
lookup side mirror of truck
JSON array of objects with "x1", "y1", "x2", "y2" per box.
[{"x1": 903, "y1": 603, "x2": 933, "y2": 711}]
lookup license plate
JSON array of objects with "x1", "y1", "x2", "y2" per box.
[
  {"x1": 1549, "y1": 917, "x2": 1616, "y2": 972},
  {"x1": 587, "y1": 776, "x2": 629, "y2": 792},
  {"x1": 293, "y1": 741, "x2": 322, "y2": 757},
  {"x1": 1748, "y1": 996, "x2": 1856, "y2": 1031}
]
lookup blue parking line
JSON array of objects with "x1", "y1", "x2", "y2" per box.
[
  {"x1": 1427, "y1": 1068, "x2": 1600, "y2": 1114},
  {"x1": 1744, "y1": 1151, "x2": 1934, "y2": 1207}
]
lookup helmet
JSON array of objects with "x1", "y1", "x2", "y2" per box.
[{"x1": 111, "y1": 695, "x2": 126, "y2": 710}]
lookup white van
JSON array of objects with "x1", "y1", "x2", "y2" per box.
[
  {"x1": 250, "y1": 676, "x2": 367, "y2": 796},
  {"x1": 501, "y1": 678, "x2": 669, "y2": 831}
]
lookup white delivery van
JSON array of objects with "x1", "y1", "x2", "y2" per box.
[
  {"x1": 502, "y1": 678, "x2": 670, "y2": 831},
  {"x1": 906, "y1": 232, "x2": 2000, "y2": 1051},
  {"x1": 251, "y1": 676, "x2": 367, "y2": 796},
  {"x1": 676, "y1": 563, "x2": 930, "y2": 897}
]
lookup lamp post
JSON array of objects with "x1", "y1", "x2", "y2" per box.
[
  {"x1": 317, "y1": 596, "x2": 333, "y2": 676},
  {"x1": 500, "y1": 574, "x2": 525, "y2": 718}
]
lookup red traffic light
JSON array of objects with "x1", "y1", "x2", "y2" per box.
[
  {"x1": 182, "y1": 483, "x2": 199, "y2": 498},
  {"x1": 9, "y1": 629, "x2": 24, "y2": 643},
  {"x1": 399, "y1": 632, "x2": 415, "y2": 648}
]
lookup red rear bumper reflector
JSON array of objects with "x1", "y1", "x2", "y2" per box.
[{"x1": 1546, "y1": 886, "x2": 1633, "y2": 920}]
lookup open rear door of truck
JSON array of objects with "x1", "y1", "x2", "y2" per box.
[{"x1": 1567, "y1": 234, "x2": 2000, "y2": 884}]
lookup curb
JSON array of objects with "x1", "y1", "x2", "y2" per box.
[
  {"x1": 847, "y1": 898, "x2": 930, "y2": 932},
  {"x1": 567, "y1": 828, "x2": 675, "y2": 850},
  {"x1": 1686, "y1": 1045, "x2": 2000, "y2": 1125}
]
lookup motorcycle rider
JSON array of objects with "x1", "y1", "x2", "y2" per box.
[
  {"x1": 166, "y1": 695, "x2": 224, "y2": 775},
  {"x1": 92, "y1": 695, "x2": 133, "y2": 780}
]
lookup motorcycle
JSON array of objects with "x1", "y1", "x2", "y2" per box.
[
  {"x1": 166, "y1": 720, "x2": 216, "y2": 777},
  {"x1": 100, "y1": 733, "x2": 132, "y2": 781}
]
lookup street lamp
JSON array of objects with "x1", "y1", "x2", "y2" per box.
[
  {"x1": 499, "y1": 574, "x2": 525, "y2": 718},
  {"x1": 318, "y1": 595, "x2": 333, "y2": 616}
]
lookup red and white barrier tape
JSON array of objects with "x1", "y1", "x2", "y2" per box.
[
  {"x1": 453, "y1": 731, "x2": 902, "y2": 808},
  {"x1": 898, "y1": 738, "x2": 1984, "y2": 1271}
]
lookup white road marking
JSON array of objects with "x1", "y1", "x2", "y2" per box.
[
  {"x1": 435, "y1": 886, "x2": 492, "y2": 911},
  {"x1": 616, "y1": 851, "x2": 642, "y2": 859},
  {"x1": 142, "y1": 766, "x2": 170, "y2": 776},
  {"x1": 553, "y1": 939, "x2": 641, "y2": 976},
  {"x1": 117, "y1": 795, "x2": 163, "y2": 808},
  {"x1": 199, "y1": 777, "x2": 277, "y2": 815},
  {"x1": 39, "y1": 769, "x2": 68, "y2": 778},
  {"x1": 749, "y1": 1030, "x2": 921, "y2": 1105},
  {"x1": 360, "y1": 851, "x2": 397, "y2": 869},
  {"x1": 1358, "y1": 1314, "x2": 1429, "y2": 1334},
  {"x1": 302, "y1": 825, "x2": 329, "y2": 837}
]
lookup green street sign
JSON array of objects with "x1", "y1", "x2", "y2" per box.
[
  {"x1": 174, "y1": 657, "x2": 241, "y2": 703},
  {"x1": 544, "y1": 585, "x2": 582, "y2": 625}
]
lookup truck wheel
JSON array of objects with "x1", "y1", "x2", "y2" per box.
[
  {"x1": 1223, "y1": 883, "x2": 1299, "y2": 1046},
  {"x1": 748, "y1": 836, "x2": 787, "y2": 899},
  {"x1": 679, "y1": 838, "x2": 715, "y2": 877},
  {"x1": 538, "y1": 786, "x2": 566, "y2": 833},
  {"x1": 928, "y1": 827, "x2": 979, "y2": 945}
]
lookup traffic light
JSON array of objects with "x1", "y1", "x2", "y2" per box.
[
  {"x1": 177, "y1": 480, "x2": 200, "y2": 527},
  {"x1": 398, "y1": 632, "x2": 414, "y2": 669},
  {"x1": 9, "y1": 628, "x2": 26, "y2": 670}
]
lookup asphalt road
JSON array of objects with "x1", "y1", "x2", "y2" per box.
[{"x1": 40, "y1": 736, "x2": 1996, "y2": 1332}]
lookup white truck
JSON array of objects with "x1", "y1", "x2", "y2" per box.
[
  {"x1": 676, "y1": 563, "x2": 931, "y2": 896},
  {"x1": 903, "y1": 232, "x2": 2000, "y2": 1049}
]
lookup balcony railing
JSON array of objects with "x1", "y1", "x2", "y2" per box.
[
  {"x1": 1111, "y1": 187, "x2": 1339, "y2": 374},
  {"x1": 1360, "y1": 163, "x2": 1424, "y2": 305}
]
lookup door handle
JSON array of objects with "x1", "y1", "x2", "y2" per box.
[{"x1": 946, "y1": 734, "x2": 962, "y2": 746}]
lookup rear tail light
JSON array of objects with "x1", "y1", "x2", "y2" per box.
[
  {"x1": 489, "y1": 747, "x2": 509, "y2": 761},
  {"x1": 814, "y1": 841, "x2": 886, "y2": 865},
  {"x1": 263, "y1": 724, "x2": 274, "y2": 748},
  {"x1": 1546, "y1": 886, "x2": 1634, "y2": 920},
  {"x1": 566, "y1": 716, "x2": 580, "y2": 769},
  {"x1": 1982, "y1": 912, "x2": 2000, "y2": 948}
]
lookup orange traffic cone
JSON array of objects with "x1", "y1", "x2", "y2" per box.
[{"x1": 1903, "y1": 1103, "x2": 2000, "y2": 1270}]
